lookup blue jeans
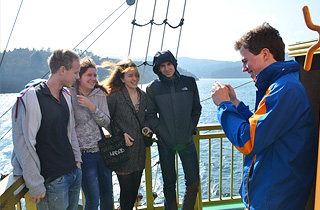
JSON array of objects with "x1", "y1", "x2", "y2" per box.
[
  {"x1": 37, "y1": 167, "x2": 82, "y2": 210},
  {"x1": 157, "y1": 139, "x2": 200, "y2": 210},
  {"x1": 81, "y1": 152, "x2": 113, "y2": 210}
]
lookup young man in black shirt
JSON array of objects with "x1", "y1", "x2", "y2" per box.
[{"x1": 12, "y1": 49, "x2": 82, "y2": 209}]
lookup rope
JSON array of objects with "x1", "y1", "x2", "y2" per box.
[
  {"x1": 137, "y1": 61, "x2": 152, "y2": 67},
  {"x1": 39, "y1": 2, "x2": 131, "y2": 79},
  {"x1": 0, "y1": 128, "x2": 11, "y2": 141},
  {"x1": 0, "y1": 2, "x2": 132, "y2": 142},
  {"x1": 79, "y1": 5, "x2": 131, "y2": 57},
  {"x1": 127, "y1": 0, "x2": 139, "y2": 57},
  {"x1": 138, "y1": 0, "x2": 158, "y2": 87},
  {"x1": 0, "y1": 0, "x2": 23, "y2": 141},
  {"x1": 131, "y1": 17, "x2": 184, "y2": 28},
  {"x1": 0, "y1": 108, "x2": 11, "y2": 120},
  {"x1": 200, "y1": 80, "x2": 253, "y2": 103},
  {"x1": 175, "y1": 0, "x2": 187, "y2": 58},
  {"x1": 153, "y1": 160, "x2": 160, "y2": 191},
  {"x1": 0, "y1": 0, "x2": 24, "y2": 69},
  {"x1": 128, "y1": 0, "x2": 187, "y2": 87},
  {"x1": 73, "y1": 2, "x2": 126, "y2": 50},
  {"x1": 160, "y1": 0, "x2": 171, "y2": 50}
]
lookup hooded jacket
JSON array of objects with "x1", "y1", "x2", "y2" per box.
[
  {"x1": 146, "y1": 50, "x2": 202, "y2": 149},
  {"x1": 11, "y1": 79, "x2": 81, "y2": 197},
  {"x1": 217, "y1": 60, "x2": 318, "y2": 209}
]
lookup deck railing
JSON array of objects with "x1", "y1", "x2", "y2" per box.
[{"x1": 0, "y1": 124, "x2": 243, "y2": 210}]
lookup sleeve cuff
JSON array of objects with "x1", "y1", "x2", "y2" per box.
[
  {"x1": 236, "y1": 101, "x2": 250, "y2": 113},
  {"x1": 217, "y1": 101, "x2": 233, "y2": 109}
]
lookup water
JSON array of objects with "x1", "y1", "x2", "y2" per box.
[{"x1": 0, "y1": 78, "x2": 256, "y2": 206}]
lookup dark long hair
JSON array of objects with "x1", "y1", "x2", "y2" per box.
[{"x1": 74, "y1": 56, "x2": 108, "y2": 95}]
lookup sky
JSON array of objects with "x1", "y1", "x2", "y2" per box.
[{"x1": 1, "y1": 0, "x2": 320, "y2": 61}]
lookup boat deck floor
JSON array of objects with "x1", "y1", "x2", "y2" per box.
[{"x1": 201, "y1": 202, "x2": 245, "y2": 210}]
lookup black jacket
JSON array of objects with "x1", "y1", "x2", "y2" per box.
[{"x1": 146, "y1": 65, "x2": 202, "y2": 149}]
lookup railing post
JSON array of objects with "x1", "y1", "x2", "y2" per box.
[
  {"x1": 24, "y1": 191, "x2": 37, "y2": 210},
  {"x1": 193, "y1": 130, "x2": 203, "y2": 210},
  {"x1": 145, "y1": 146, "x2": 154, "y2": 209}
]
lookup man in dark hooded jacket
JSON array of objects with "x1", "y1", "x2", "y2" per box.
[{"x1": 146, "y1": 50, "x2": 202, "y2": 210}]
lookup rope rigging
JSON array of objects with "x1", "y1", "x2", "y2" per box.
[
  {"x1": 127, "y1": 0, "x2": 187, "y2": 86},
  {"x1": 0, "y1": 0, "x2": 24, "y2": 142},
  {"x1": 0, "y1": 0, "x2": 24, "y2": 70},
  {"x1": 200, "y1": 80, "x2": 253, "y2": 103},
  {"x1": 73, "y1": 2, "x2": 126, "y2": 50},
  {"x1": 41, "y1": 1, "x2": 131, "y2": 79},
  {"x1": 0, "y1": 1, "x2": 132, "y2": 141},
  {"x1": 131, "y1": 18, "x2": 184, "y2": 28},
  {"x1": 128, "y1": 0, "x2": 187, "y2": 198},
  {"x1": 80, "y1": 5, "x2": 131, "y2": 57}
]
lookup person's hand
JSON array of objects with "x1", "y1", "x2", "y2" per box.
[
  {"x1": 142, "y1": 127, "x2": 152, "y2": 136},
  {"x1": 225, "y1": 84, "x2": 240, "y2": 107},
  {"x1": 30, "y1": 191, "x2": 46, "y2": 203},
  {"x1": 211, "y1": 82, "x2": 230, "y2": 106},
  {"x1": 124, "y1": 133, "x2": 134, "y2": 146},
  {"x1": 76, "y1": 161, "x2": 81, "y2": 169},
  {"x1": 77, "y1": 95, "x2": 96, "y2": 112}
]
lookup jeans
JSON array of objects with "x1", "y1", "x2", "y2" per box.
[
  {"x1": 157, "y1": 139, "x2": 200, "y2": 210},
  {"x1": 37, "y1": 167, "x2": 82, "y2": 210},
  {"x1": 81, "y1": 152, "x2": 113, "y2": 210}
]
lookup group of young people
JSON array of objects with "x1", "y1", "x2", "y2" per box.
[
  {"x1": 11, "y1": 22, "x2": 318, "y2": 210},
  {"x1": 11, "y1": 47, "x2": 201, "y2": 210}
]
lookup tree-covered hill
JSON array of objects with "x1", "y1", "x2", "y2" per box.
[{"x1": 0, "y1": 48, "x2": 199, "y2": 93}]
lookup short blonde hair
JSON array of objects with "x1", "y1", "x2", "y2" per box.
[{"x1": 47, "y1": 49, "x2": 80, "y2": 74}]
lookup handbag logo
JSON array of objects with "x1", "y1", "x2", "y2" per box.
[{"x1": 109, "y1": 148, "x2": 125, "y2": 156}]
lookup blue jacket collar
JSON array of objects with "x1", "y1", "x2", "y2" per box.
[{"x1": 255, "y1": 60, "x2": 300, "y2": 91}]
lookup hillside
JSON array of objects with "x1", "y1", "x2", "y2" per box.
[
  {"x1": 133, "y1": 56, "x2": 246, "y2": 78},
  {"x1": 0, "y1": 49, "x2": 197, "y2": 93},
  {"x1": 0, "y1": 49, "x2": 292, "y2": 93},
  {"x1": 177, "y1": 57, "x2": 245, "y2": 78}
]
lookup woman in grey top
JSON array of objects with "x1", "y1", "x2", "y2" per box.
[
  {"x1": 70, "y1": 57, "x2": 113, "y2": 210},
  {"x1": 101, "y1": 59, "x2": 152, "y2": 210}
]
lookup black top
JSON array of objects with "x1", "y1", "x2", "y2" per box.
[
  {"x1": 35, "y1": 82, "x2": 76, "y2": 182},
  {"x1": 146, "y1": 73, "x2": 202, "y2": 150}
]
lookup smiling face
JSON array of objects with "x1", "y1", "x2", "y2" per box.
[
  {"x1": 239, "y1": 46, "x2": 265, "y2": 80},
  {"x1": 159, "y1": 61, "x2": 175, "y2": 79},
  {"x1": 78, "y1": 67, "x2": 97, "y2": 92},
  {"x1": 121, "y1": 69, "x2": 139, "y2": 90}
]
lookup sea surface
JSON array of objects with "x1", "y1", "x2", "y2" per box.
[{"x1": 0, "y1": 78, "x2": 256, "y2": 206}]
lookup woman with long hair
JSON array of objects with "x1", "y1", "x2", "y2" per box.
[
  {"x1": 101, "y1": 59, "x2": 152, "y2": 210},
  {"x1": 70, "y1": 56, "x2": 113, "y2": 210}
]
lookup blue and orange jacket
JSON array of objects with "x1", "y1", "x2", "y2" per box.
[{"x1": 217, "y1": 60, "x2": 317, "y2": 210}]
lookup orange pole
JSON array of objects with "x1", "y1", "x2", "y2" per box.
[
  {"x1": 302, "y1": 6, "x2": 320, "y2": 71},
  {"x1": 302, "y1": 6, "x2": 320, "y2": 210}
]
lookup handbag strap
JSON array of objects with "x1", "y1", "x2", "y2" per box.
[
  {"x1": 99, "y1": 114, "x2": 117, "y2": 136},
  {"x1": 98, "y1": 126, "x2": 105, "y2": 139}
]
